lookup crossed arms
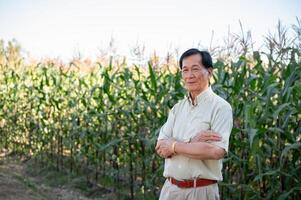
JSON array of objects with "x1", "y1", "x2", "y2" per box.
[{"x1": 155, "y1": 131, "x2": 226, "y2": 160}]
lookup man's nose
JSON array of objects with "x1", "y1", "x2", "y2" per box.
[{"x1": 187, "y1": 70, "x2": 195, "y2": 77}]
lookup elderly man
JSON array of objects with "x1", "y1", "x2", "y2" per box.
[{"x1": 155, "y1": 48, "x2": 233, "y2": 200}]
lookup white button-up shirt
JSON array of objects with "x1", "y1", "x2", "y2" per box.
[{"x1": 158, "y1": 86, "x2": 233, "y2": 181}]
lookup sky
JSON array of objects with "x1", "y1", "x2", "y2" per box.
[{"x1": 0, "y1": 0, "x2": 300, "y2": 61}]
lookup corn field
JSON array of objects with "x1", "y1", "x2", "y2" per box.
[{"x1": 0, "y1": 22, "x2": 301, "y2": 199}]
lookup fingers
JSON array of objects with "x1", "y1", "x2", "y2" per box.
[
  {"x1": 193, "y1": 130, "x2": 222, "y2": 142},
  {"x1": 155, "y1": 141, "x2": 165, "y2": 156},
  {"x1": 202, "y1": 130, "x2": 215, "y2": 134},
  {"x1": 161, "y1": 151, "x2": 173, "y2": 158},
  {"x1": 208, "y1": 136, "x2": 222, "y2": 141},
  {"x1": 157, "y1": 143, "x2": 173, "y2": 158},
  {"x1": 157, "y1": 149, "x2": 170, "y2": 158},
  {"x1": 201, "y1": 130, "x2": 218, "y2": 135},
  {"x1": 201, "y1": 131, "x2": 221, "y2": 138},
  {"x1": 201, "y1": 134, "x2": 221, "y2": 140},
  {"x1": 156, "y1": 147, "x2": 162, "y2": 158},
  {"x1": 200, "y1": 136, "x2": 221, "y2": 142},
  {"x1": 155, "y1": 139, "x2": 164, "y2": 151}
]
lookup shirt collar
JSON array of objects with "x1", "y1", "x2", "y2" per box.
[{"x1": 187, "y1": 86, "x2": 213, "y2": 106}]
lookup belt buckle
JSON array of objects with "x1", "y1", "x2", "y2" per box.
[{"x1": 193, "y1": 179, "x2": 196, "y2": 188}]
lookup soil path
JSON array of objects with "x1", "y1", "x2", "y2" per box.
[{"x1": 0, "y1": 155, "x2": 114, "y2": 200}]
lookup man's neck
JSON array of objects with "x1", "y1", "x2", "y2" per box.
[{"x1": 189, "y1": 86, "x2": 209, "y2": 105}]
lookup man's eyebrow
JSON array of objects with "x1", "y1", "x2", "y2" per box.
[{"x1": 183, "y1": 64, "x2": 200, "y2": 68}]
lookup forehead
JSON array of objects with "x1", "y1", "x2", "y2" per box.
[{"x1": 182, "y1": 54, "x2": 202, "y2": 67}]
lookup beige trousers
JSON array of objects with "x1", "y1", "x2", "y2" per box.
[{"x1": 159, "y1": 179, "x2": 220, "y2": 200}]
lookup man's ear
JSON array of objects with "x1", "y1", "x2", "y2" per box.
[{"x1": 207, "y1": 68, "x2": 213, "y2": 77}]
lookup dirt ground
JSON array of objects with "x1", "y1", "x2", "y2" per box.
[{"x1": 0, "y1": 153, "x2": 118, "y2": 200}]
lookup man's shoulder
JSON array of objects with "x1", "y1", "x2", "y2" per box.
[
  {"x1": 211, "y1": 92, "x2": 232, "y2": 111},
  {"x1": 170, "y1": 97, "x2": 188, "y2": 111}
]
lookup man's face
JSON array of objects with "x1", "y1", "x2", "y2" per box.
[{"x1": 181, "y1": 54, "x2": 211, "y2": 94}]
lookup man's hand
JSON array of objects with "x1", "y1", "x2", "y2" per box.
[
  {"x1": 190, "y1": 130, "x2": 222, "y2": 143},
  {"x1": 155, "y1": 131, "x2": 222, "y2": 159},
  {"x1": 155, "y1": 139, "x2": 175, "y2": 158}
]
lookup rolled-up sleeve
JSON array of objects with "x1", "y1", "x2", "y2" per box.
[
  {"x1": 211, "y1": 104, "x2": 233, "y2": 152},
  {"x1": 157, "y1": 106, "x2": 177, "y2": 140}
]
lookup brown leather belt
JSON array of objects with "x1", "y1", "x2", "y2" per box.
[{"x1": 168, "y1": 177, "x2": 217, "y2": 188}]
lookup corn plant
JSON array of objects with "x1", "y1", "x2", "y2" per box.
[{"x1": 0, "y1": 21, "x2": 300, "y2": 199}]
